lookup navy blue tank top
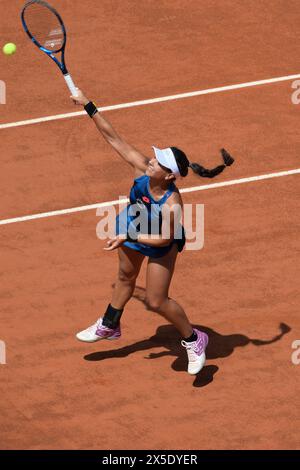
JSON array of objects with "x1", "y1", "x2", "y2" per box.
[
  {"x1": 129, "y1": 174, "x2": 175, "y2": 235},
  {"x1": 116, "y1": 174, "x2": 185, "y2": 258}
]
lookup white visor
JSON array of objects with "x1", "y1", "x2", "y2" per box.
[{"x1": 152, "y1": 146, "x2": 180, "y2": 176}]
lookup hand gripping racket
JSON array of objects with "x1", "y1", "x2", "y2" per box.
[{"x1": 21, "y1": 0, "x2": 78, "y2": 96}]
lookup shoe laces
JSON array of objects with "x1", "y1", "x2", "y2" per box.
[
  {"x1": 87, "y1": 317, "x2": 102, "y2": 332},
  {"x1": 181, "y1": 337, "x2": 203, "y2": 359}
]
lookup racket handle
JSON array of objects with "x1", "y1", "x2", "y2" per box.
[{"x1": 64, "y1": 73, "x2": 78, "y2": 96}]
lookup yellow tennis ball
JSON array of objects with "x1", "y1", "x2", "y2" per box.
[{"x1": 3, "y1": 43, "x2": 17, "y2": 56}]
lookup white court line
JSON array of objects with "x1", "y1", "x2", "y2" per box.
[
  {"x1": 0, "y1": 73, "x2": 300, "y2": 130},
  {"x1": 0, "y1": 168, "x2": 299, "y2": 226}
]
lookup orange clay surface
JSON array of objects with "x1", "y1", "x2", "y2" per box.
[{"x1": 0, "y1": 0, "x2": 300, "y2": 450}]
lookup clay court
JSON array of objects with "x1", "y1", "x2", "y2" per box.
[{"x1": 0, "y1": 0, "x2": 300, "y2": 450}]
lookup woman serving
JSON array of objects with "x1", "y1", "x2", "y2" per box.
[{"x1": 72, "y1": 91, "x2": 234, "y2": 375}]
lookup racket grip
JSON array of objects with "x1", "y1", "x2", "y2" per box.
[{"x1": 64, "y1": 73, "x2": 78, "y2": 96}]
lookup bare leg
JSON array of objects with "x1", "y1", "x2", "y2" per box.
[
  {"x1": 110, "y1": 245, "x2": 145, "y2": 309},
  {"x1": 76, "y1": 246, "x2": 144, "y2": 341},
  {"x1": 145, "y1": 245, "x2": 193, "y2": 338}
]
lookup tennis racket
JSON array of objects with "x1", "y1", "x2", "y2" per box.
[{"x1": 21, "y1": 0, "x2": 78, "y2": 96}]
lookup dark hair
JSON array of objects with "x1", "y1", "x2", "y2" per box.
[{"x1": 171, "y1": 147, "x2": 234, "y2": 178}]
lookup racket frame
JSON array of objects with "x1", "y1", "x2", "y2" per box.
[{"x1": 21, "y1": 0, "x2": 77, "y2": 95}]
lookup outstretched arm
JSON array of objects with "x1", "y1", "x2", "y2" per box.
[{"x1": 71, "y1": 90, "x2": 149, "y2": 174}]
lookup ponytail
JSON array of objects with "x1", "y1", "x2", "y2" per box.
[{"x1": 189, "y1": 148, "x2": 234, "y2": 178}]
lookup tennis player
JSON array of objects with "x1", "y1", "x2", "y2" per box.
[{"x1": 71, "y1": 90, "x2": 234, "y2": 375}]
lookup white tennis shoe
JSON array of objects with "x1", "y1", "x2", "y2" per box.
[
  {"x1": 76, "y1": 317, "x2": 121, "y2": 342},
  {"x1": 181, "y1": 329, "x2": 209, "y2": 375}
]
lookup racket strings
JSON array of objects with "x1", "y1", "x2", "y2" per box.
[{"x1": 23, "y1": 2, "x2": 64, "y2": 52}]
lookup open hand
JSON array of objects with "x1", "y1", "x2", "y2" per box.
[{"x1": 104, "y1": 235, "x2": 126, "y2": 251}]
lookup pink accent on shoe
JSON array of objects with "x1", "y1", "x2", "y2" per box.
[
  {"x1": 192, "y1": 329, "x2": 208, "y2": 355},
  {"x1": 95, "y1": 319, "x2": 121, "y2": 340}
]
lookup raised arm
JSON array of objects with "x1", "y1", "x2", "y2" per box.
[{"x1": 71, "y1": 90, "x2": 149, "y2": 175}]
